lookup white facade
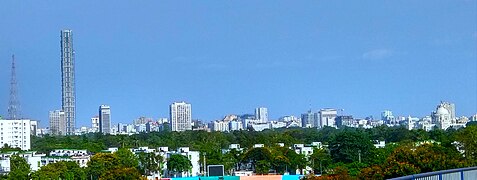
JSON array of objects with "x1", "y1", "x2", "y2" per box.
[
  {"x1": 0, "y1": 151, "x2": 45, "y2": 173},
  {"x1": 213, "y1": 120, "x2": 229, "y2": 132},
  {"x1": 49, "y1": 110, "x2": 66, "y2": 135},
  {"x1": 250, "y1": 123, "x2": 270, "y2": 131},
  {"x1": 170, "y1": 102, "x2": 192, "y2": 132},
  {"x1": 382, "y1": 110, "x2": 397, "y2": 125},
  {"x1": 0, "y1": 119, "x2": 32, "y2": 150},
  {"x1": 255, "y1": 107, "x2": 268, "y2": 123},
  {"x1": 229, "y1": 120, "x2": 243, "y2": 131},
  {"x1": 433, "y1": 104, "x2": 453, "y2": 130},
  {"x1": 319, "y1": 109, "x2": 337, "y2": 128},
  {"x1": 162, "y1": 147, "x2": 200, "y2": 177},
  {"x1": 91, "y1": 116, "x2": 99, "y2": 132}
]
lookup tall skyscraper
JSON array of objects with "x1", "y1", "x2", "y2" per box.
[
  {"x1": 61, "y1": 29, "x2": 76, "y2": 135},
  {"x1": 99, "y1": 105, "x2": 111, "y2": 134},
  {"x1": 170, "y1": 102, "x2": 192, "y2": 132},
  {"x1": 49, "y1": 110, "x2": 66, "y2": 135},
  {"x1": 255, "y1": 107, "x2": 268, "y2": 123}
]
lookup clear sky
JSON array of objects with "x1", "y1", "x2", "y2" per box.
[{"x1": 0, "y1": 0, "x2": 476, "y2": 128}]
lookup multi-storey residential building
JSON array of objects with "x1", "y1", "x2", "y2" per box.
[
  {"x1": 170, "y1": 102, "x2": 192, "y2": 132},
  {"x1": 212, "y1": 120, "x2": 229, "y2": 132},
  {"x1": 255, "y1": 107, "x2": 268, "y2": 123},
  {"x1": 335, "y1": 115, "x2": 354, "y2": 128},
  {"x1": 301, "y1": 110, "x2": 318, "y2": 128},
  {"x1": 61, "y1": 29, "x2": 76, "y2": 135},
  {"x1": 0, "y1": 119, "x2": 32, "y2": 150},
  {"x1": 229, "y1": 120, "x2": 243, "y2": 131},
  {"x1": 0, "y1": 151, "x2": 45, "y2": 173},
  {"x1": 91, "y1": 116, "x2": 99, "y2": 133},
  {"x1": 319, "y1": 108, "x2": 337, "y2": 128},
  {"x1": 49, "y1": 110, "x2": 66, "y2": 135},
  {"x1": 99, "y1": 105, "x2": 111, "y2": 134}
]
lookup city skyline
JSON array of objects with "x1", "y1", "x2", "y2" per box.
[{"x1": 0, "y1": 1, "x2": 476, "y2": 128}]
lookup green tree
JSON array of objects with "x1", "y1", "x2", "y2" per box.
[
  {"x1": 255, "y1": 160, "x2": 271, "y2": 175},
  {"x1": 87, "y1": 153, "x2": 119, "y2": 179},
  {"x1": 167, "y1": 154, "x2": 192, "y2": 177},
  {"x1": 0, "y1": 144, "x2": 21, "y2": 153},
  {"x1": 102, "y1": 167, "x2": 143, "y2": 180},
  {"x1": 309, "y1": 148, "x2": 332, "y2": 174},
  {"x1": 138, "y1": 152, "x2": 164, "y2": 176},
  {"x1": 31, "y1": 161, "x2": 86, "y2": 180},
  {"x1": 9, "y1": 154, "x2": 30, "y2": 180},
  {"x1": 328, "y1": 129, "x2": 374, "y2": 164},
  {"x1": 455, "y1": 125, "x2": 477, "y2": 166},
  {"x1": 115, "y1": 148, "x2": 139, "y2": 168},
  {"x1": 222, "y1": 149, "x2": 242, "y2": 174},
  {"x1": 242, "y1": 147, "x2": 272, "y2": 171},
  {"x1": 285, "y1": 149, "x2": 306, "y2": 174}
]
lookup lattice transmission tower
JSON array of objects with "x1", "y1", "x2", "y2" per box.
[{"x1": 7, "y1": 54, "x2": 21, "y2": 120}]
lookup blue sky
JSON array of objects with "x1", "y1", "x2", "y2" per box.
[{"x1": 0, "y1": 0, "x2": 476, "y2": 127}]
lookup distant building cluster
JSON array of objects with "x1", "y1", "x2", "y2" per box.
[{"x1": 41, "y1": 100, "x2": 477, "y2": 137}]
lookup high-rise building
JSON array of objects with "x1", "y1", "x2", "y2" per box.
[
  {"x1": 319, "y1": 108, "x2": 337, "y2": 128},
  {"x1": 301, "y1": 110, "x2": 318, "y2": 128},
  {"x1": 61, "y1": 29, "x2": 76, "y2": 135},
  {"x1": 91, "y1": 116, "x2": 99, "y2": 132},
  {"x1": 0, "y1": 119, "x2": 32, "y2": 150},
  {"x1": 99, "y1": 105, "x2": 111, "y2": 134},
  {"x1": 170, "y1": 102, "x2": 192, "y2": 132},
  {"x1": 255, "y1": 107, "x2": 268, "y2": 123},
  {"x1": 49, "y1": 110, "x2": 66, "y2": 135}
]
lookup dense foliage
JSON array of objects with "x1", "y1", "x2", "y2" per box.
[{"x1": 0, "y1": 125, "x2": 472, "y2": 179}]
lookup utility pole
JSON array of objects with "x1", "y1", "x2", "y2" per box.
[
  {"x1": 358, "y1": 150, "x2": 361, "y2": 163},
  {"x1": 8, "y1": 54, "x2": 20, "y2": 120},
  {"x1": 203, "y1": 152, "x2": 207, "y2": 176},
  {"x1": 320, "y1": 161, "x2": 322, "y2": 175}
]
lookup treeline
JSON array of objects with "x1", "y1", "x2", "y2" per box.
[
  {"x1": 32, "y1": 125, "x2": 459, "y2": 153},
  {"x1": 27, "y1": 125, "x2": 477, "y2": 179},
  {"x1": 3, "y1": 148, "x2": 169, "y2": 180}
]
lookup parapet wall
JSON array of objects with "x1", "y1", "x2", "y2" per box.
[{"x1": 160, "y1": 175, "x2": 302, "y2": 180}]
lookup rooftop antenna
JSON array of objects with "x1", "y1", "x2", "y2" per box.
[{"x1": 7, "y1": 54, "x2": 21, "y2": 120}]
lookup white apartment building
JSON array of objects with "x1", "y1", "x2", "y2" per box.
[
  {"x1": 213, "y1": 120, "x2": 229, "y2": 132},
  {"x1": 255, "y1": 107, "x2": 268, "y2": 123},
  {"x1": 319, "y1": 108, "x2": 337, "y2": 128},
  {"x1": 91, "y1": 116, "x2": 99, "y2": 133},
  {"x1": 0, "y1": 119, "x2": 32, "y2": 150},
  {"x1": 0, "y1": 149, "x2": 90, "y2": 174},
  {"x1": 43, "y1": 149, "x2": 90, "y2": 168},
  {"x1": 0, "y1": 151, "x2": 45, "y2": 173},
  {"x1": 170, "y1": 102, "x2": 192, "y2": 132}
]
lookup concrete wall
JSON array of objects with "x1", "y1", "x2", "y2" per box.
[{"x1": 164, "y1": 175, "x2": 302, "y2": 180}]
